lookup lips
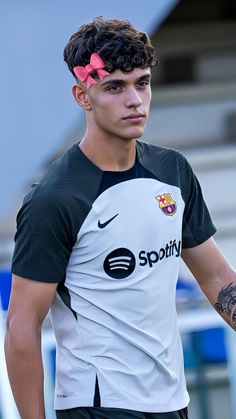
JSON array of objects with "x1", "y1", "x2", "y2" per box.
[
  {"x1": 122, "y1": 114, "x2": 146, "y2": 124},
  {"x1": 123, "y1": 113, "x2": 145, "y2": 119}
]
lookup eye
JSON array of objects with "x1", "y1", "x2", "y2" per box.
[
  {"x1": 106, "y1": 84, "x2": 122, "y2": 92},
  {"x1": 137, "y1": 80, "x2": 150, "y2": 88}
]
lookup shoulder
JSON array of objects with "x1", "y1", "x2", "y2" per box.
[
  {"x1": 137, "y1": 140, "x2": 192, "y2": 186},
  {"x1": 17, "y1": 144, "x2": 103, "y2": 227},
  {"x1": 24, "y1": 144, "x2": 97, "y2": 204},
  {"x1": 17, "y1": 146, "x2": 80, "y2": 221},
  {"x1": 34, "y1": 145, "x2": 81, "y2": 194},
  {"x1": 137, "y1": 140, "x2": 188, "y2": 165}
]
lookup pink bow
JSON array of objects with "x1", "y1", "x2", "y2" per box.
[{"x1": 73, "y1": 53, "x2": 109, "y2": 88}]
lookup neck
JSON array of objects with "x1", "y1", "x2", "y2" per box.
[{"x1": 79, "y1": 133, "x2": 137, "y2": 171}]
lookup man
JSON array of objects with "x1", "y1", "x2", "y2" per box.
[{"x1": 5, "y1": 16, "x2": 236, "y2": 419}]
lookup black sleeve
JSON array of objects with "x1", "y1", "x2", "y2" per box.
[
  {"x1": 12, "y1": 186, "x2": 74, "y2": 283},
  {"x1": 180, "y1": 155, "x2": 217, "y2": 248}
]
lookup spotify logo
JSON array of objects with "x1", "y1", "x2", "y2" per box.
[{"x1": 104, "y1": 248, "x2": 136, "y2": 279}]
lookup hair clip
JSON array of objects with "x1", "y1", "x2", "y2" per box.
[{"x1": 73, "y1": 53, "x2": 109, "y2": 88}]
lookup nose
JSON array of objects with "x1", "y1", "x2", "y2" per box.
[{"x1": 125, "y1": 86, "x2": 142, "y2": 108}]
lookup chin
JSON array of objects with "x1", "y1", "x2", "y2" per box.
[{"x1": 128, "y1": 128, "x2": 145, "y2": 139}]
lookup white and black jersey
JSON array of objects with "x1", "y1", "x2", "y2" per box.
[{"x1": 12, "y1": 141, "x2": 216, "y2": 412}]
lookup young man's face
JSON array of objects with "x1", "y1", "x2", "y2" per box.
[{"x1": 86, "y1": 67, "x2": 152, "y2": 141}]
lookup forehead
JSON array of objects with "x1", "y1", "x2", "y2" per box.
[{"x1": 102, "y1": 67, "x2": 151, "y2": 82}]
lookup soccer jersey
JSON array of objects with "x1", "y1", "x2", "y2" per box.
[{"x1": 12, "y1": 141, "x2": 216, "y2": 412}]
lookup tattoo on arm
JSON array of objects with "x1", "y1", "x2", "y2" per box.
[{"x1": 214, "y1": 283, "x2": 236, "y2": 330}]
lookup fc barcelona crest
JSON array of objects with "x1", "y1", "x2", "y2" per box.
[{"x1": 155, "y1": 193, "x2": 177, "y2": 216}]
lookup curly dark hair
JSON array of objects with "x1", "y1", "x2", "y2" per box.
[{"x1": 64, "y1": 16, "x2": 158, "y2": 79}]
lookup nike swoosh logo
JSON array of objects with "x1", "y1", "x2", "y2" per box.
[{"x1": 98, "y1": 213, "x2": 119, "y2": 229}]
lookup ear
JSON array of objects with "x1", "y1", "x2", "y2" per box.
[{"x1": 72, "y1": 84, "x2": 91, "y2": 111}]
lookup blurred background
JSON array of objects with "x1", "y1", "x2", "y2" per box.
[{"x1": 0, "y1": 0, "x2": 236, "y2": 418}]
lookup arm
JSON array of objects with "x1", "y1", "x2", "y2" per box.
[
  {"x1": 182, "y1": 237, "x2": 236, "y2": 331},
  {"x1": 4, "y1": 274, "x2": 58, "y2": 419}
]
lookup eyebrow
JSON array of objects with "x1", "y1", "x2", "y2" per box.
[{"x1": 100, "y1": 73, "x2": 151, "y2": 87}]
